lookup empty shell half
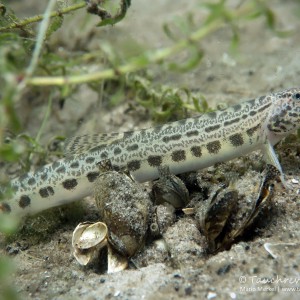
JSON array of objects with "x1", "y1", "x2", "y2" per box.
[{"x1": 72, "y1": 221, "x2": 108, "y2": 265}]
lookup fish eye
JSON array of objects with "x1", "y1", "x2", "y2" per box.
[{"x1": 293, "y1": 92, "x2": 300, "y2": 100}]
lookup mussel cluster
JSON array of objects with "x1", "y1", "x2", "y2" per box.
[{"x1": 72, "y1": 163, "x2": 280, "y2": 272}]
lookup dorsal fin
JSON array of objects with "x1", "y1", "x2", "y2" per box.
[{"x1": 64, "y1": 132, "x2": 124, "y2": 156}]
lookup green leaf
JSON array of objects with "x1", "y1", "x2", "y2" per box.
[
  {"x1": 0, "y1": 211, "x2": 20, "y2": 234},
  {"x1": 0, "y1": 144, "x2": 21, "y2": 162},
  {"x1": 163, "y1": 23, "x2": 178, "y2": 41},
  {"x1": 229, "y1": 27, "x2": 240, "y2": 53},
  {"x1": 46, "y1": 15, "x2": 64, "y2": 38},
  {"x1": 168, "y1": 46, "x2": 204, "y2": 72},
  {"x1": 96, "y1": 0, "x2": 131, "y2": 27},
  {"x1": 202, "y1": 0, "x2": 230, "y2": 25},
  {"x1": 0, "y1": 5, "x2": 19, "y2": 27}
]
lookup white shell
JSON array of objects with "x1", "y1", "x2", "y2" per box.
[
  {"x1": 107, "y1": 244, "x2": 128, "y2": 274},
  {"x1": 73, "y1": 248, "x2": 94, "y2": 266},
  {"x1": 72, "y1": 222, "x2": 108, "y2": 249},
  {"x1": 182, "y1": 207, "x2": 195, "y2": 215},
  {"x1": 72, "y1": 222, "x2": 108, "y2": 266}
]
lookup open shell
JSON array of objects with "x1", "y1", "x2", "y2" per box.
[
  {"x1": 72, "y1": 222, "x2": 108, "y2": 266},
  {"x1": 107, "y1": 244, "x2": 128, "y2": 273},
  {"x1": 72, "y1": 221, "x2": 129, "y2": 272}
]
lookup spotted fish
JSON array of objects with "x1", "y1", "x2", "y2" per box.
[{"x1": 1, "y1": 88, "x2": 300, "y2": 218}]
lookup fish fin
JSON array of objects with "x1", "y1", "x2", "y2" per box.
[{"x1": 64, "y1": 132, "x2": 124, "y2": 156}]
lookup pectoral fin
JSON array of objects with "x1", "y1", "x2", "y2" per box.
[{"x1": 262, "y1": 140, "x2": 288, "y2": 189}]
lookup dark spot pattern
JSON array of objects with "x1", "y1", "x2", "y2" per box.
[
  {"x1": 248, "y1": 99, "x2": 256, "y2": 107},
  {"x1": 229, "y1": 134, "x2": 244, "y2": 147},
  {"x1": 87, "y1": 172, "x2": 100, "y2": 183},
  {"x1": 40, "y1": 173, "x2": 48, "y2": 181},
  {"x1": 186, "y1": 130, "x2": 199, "y2": 137},
  {"x1": 19, "y1": 195, "x2": 31, "y2": 208},
  {"x1": 36, "y1": 167, "x2": 44, "y2": 174},
  {"x1": 62, "y1": 179, "x2": 78, "y2": 190},
  {"x1": 127, "y1": 160, "x2": 141, "y2": 171},
  {"x1": 57, "y1": 166, "x2": 66, "y2": 173},
  {"x1": 123, "y1": 131, "x2": 134, "y2": 138},
  {"x1": 288, "y1": 112, "x2": 298, "y2": 118},
  {"x1": 207, "y1": 111, "x2": 217, "y2": 118},
  {"x1": 171, "y1": 150, "x2": 186, "y2": 162},
  {"x1": 233, "y1": 104, "x2": 242, "y2": 112},
  {"x1": 39, "y1": 186, "x2": 55, "y2": 198},
  {"x1": 163, "y1": 134, "x2": 182, "y2": 143},
  {"x1": 100, "y1": 152, "x2": 108, "y2": 159},
  {"x1": 126, "y1": 144, "x2": 139, "y2": 151},
  {"x1": 205, "y1": 124, "x2": 221, "y2": 133},
  {"x1": 69, "y1": 136, "x2": 80, "y2": 152},
  {"x1": 191, "y1": 146, "x2": 202, "y2": 157},
  {"x1": 170, "y1": 134, "x2": 182, "y2": 141},
  {"x1": 249, "y1": 110, "x2": 257, "y2": 116},
  {"x1": 140, "y1": 129, "x2": 147, "y2": 136},
  {"x1": 162, "y1": 136, "x2": 169, "y2": 143},
  {"x1": 224, "y1": 118, "x2": 240, "y2": 127},
  {"x1": 258, "y1": 102, "x2": 272, "y2": 113},
  {"x1": 86, "y1": 157, "x2": 95, "y2": 164},
  {"x1": 27, "y1": 178, "x2": 36, "y2": 186},
  {"x1": 280, "y1": 125, "x2": 287, "y2": 131},
  {"x1": 114, "y1": 147, "x2": 122, "y2": 155},
  {"x1": 246, "y1": 124, "x2": 260, "y2": 137},
  {"x1": 112, "y1": 165, "x2": 120, "y2": 171},
  {"x1": 0, "y1": 203, "x2": 11, "y2": 214},
  {"x1": 147, "y1": 155, "x2": 162, "y2": 167},
  {"x1": 279, "y1": 107, "x2": 289, "y2": 118},
  {"x1": 267, "y1": 121, "x2": 282, "y2": 133},
  {"x1": 70, "y1": 161, "x2": 80, "y2": 168},
  {"x1": 206, "y1": 141, "x2": 221, "y2": 154}
]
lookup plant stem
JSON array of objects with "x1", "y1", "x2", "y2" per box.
[
  {"x1": 26, "y1": 0, "x2": 57, "y2": 77},
  {"x1": 0, "y1": 2, "x2": 85, "y2": 32},
  {"x1": 26, "y1": 19, "x2": 223, "y2": 86}
]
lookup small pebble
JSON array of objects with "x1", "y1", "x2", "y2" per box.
[{"x1": 207, "y1": 291, "x2": 217, "y2": 299}]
